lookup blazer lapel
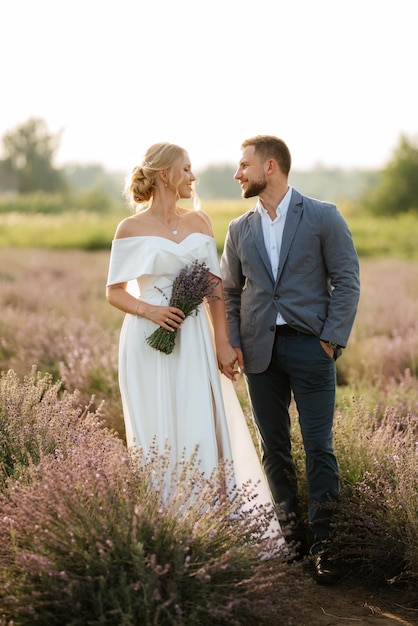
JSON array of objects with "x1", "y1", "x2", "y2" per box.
[
  {"x1": 248, "y1": 210, "x2": 275, "y2": 282},
  {"x1": 276, "y1": 190, "x2": 303, "y2": 283}
]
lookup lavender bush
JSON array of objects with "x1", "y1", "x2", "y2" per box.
[
  {"x1": 0, "y1": 370, "x2": 299, "y2": 625},
  {"x1": 332, "y1": 406, "x2": 418, "y2": 591},
  {"x1": 0, "y1": 367, "x2": 107, "y2": 487}
]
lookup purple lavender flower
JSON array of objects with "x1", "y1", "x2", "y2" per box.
[{"x1": 146, "y1": 261, "x2": 219, "y2": 354}]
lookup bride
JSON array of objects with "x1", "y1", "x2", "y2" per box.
[{"x1": 106, "y1": 142, "x2": 282, "y2": 542}]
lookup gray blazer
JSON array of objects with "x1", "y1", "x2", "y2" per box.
[{"x1": 220, "y1": 189, "x2": 360, "y2": 373}]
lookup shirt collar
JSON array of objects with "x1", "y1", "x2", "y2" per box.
[{"x1": 256, "y1": 186, "x2": 293, "y2": 218}]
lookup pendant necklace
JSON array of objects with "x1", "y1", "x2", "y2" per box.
[
  {"x1": 153, "y1": 210, "x2": 181, "y2": 235},
  {"x1": 171, "y1": 219, "x2": 180, "y2": 235}
]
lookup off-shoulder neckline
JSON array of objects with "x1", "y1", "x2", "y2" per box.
[{"x1": 112, "y1": 233, "x2": 214, "y2": 245}]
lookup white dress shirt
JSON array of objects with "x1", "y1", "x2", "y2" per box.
[{"x1": 256, "y1": 186, "x2": 293, "y2": 325}]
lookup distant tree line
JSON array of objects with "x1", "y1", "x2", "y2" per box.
[
  {"x1": 1, "y1": 118, "x2": 417, "y2": 215},
  {"x1": 197, "y1": 163, "x2": 380, "y2": 204}
]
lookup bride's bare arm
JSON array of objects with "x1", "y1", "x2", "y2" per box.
[
  {"x1": 106, "y1": 283, "x2": 184, "y2": 330},
  {"x1": 207, "y1": 277, "x2": 241, "y2": 380}
]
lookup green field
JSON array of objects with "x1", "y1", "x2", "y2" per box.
[{"x1": 0, "y1": 199, "x2": 417, "y2": 258}]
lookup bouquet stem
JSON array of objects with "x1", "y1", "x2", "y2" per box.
[{"x1": 146, "y1": 327, "x2": 178, "y2": 355}]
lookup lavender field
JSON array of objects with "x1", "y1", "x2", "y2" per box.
[{"x1": 0, "y1": 247, "x2": 417, "y2": 624}]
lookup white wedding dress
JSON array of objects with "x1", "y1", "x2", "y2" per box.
[{"x1": 107, "y1": 233, "x2": 282, "y2": 539}]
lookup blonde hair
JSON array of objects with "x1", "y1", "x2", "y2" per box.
[{"x1": 124, "y1": 142, "x2": 200, "y2": 211}]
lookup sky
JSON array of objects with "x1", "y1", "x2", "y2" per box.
[{"x1": 2, "y1": 0, "x2": 417, "y2": 174}]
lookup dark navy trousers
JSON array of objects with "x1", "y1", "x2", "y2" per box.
[{"x1": 245, "y1": 330, "x2": 339, "y2": 550}]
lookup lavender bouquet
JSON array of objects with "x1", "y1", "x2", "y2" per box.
[{"x1": 146, "y1": 260, "x2": 219, "y2": 355}]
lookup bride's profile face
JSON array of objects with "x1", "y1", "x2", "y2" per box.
[{"x1": 173, "y1": 153, "x2": 196, "y2": 198}]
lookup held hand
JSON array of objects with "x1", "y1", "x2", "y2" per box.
[
  {"x1": 217, "y1": 343, "x2": 241, "y2": 381},
  {"x1": 235, "y1": 347, "x2": 244, "y2": 372}
]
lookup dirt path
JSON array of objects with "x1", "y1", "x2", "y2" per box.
[{"x1": 287, "y1": 574, "x2": 417, "y2": 626}]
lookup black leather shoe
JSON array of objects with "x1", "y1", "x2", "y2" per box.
[{"x1": 313, "y1": 551, "x2": 342, "y2": 585}]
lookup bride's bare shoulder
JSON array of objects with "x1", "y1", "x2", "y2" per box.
[
  {"x1": 181, "y1": 209, "x2": 214, "y2": 236},
  {"x1": 114, "y1": 212, "x2": 149, "y2": 239}
]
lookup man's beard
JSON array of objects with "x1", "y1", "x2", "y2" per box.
[{"x1": 242, "y1": 177, "x2": 267, "y2": 198}]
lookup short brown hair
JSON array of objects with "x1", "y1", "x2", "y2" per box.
[{"x1": 241, "y1": 135, "x2": 291, "y2": 176}]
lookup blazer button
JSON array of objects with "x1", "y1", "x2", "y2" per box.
[
  {"x1": 270, "y1": 325, "x2": 275, "y2": 332},
  {"x1": 274, "y1": 295, "x2": 279, "y2": 300}
]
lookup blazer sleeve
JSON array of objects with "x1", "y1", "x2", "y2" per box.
[
  {"x1": 318, "y1": 205, "x2": 360, "y2": 346},
  {"x1": 220, "y1": 220, "x2": 246, "y2": 348}
]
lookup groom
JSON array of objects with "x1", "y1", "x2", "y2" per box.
[{"x1": 220, "y1": 135, "x2": 360, "y2": 584}]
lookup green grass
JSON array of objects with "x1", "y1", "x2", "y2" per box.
[
  {"x1": 1, "y1": 199, "x2": 418, "y2": 258},
  {"x1": 0, "y1": 210, "x2": 122, "y2": 250},
  {"x1": 350, "y1": 212, "x2": 418, "y2": 258}
]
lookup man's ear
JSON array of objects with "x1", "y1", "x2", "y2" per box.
[{"x1": 266, "y1": 159, "x2": 277, "y2": 175}]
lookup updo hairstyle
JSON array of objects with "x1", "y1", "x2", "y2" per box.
[{"x1": 124, "y1": 142, "x2": 187, "y2": 210}]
